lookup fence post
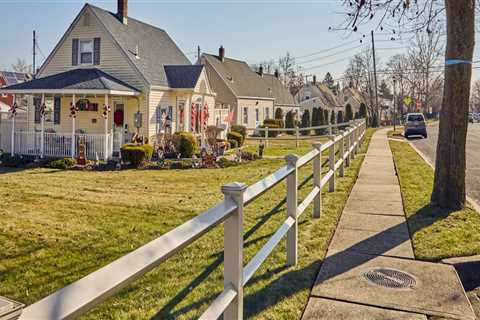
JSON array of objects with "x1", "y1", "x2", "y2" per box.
[
  {"x1": 350, "y1": 125, "x2": 356, "y2": 160},
  {"x1": 265, "y1": 127, "x2": 269, "y2": 148},
  {"x1": 346, "y1": 128, "x2": 351, "y2": 167},
  {"x1": 339, "y1": 131, "x2": 345, "y2": 177},
  {"x1": 328, "y1": 123, "x2": 332, "y2": 136},
  {"x1": 285, "y1": 154, "x2": 299, "y2": 266},
  {"x1": 221, "y1": 182, "x2": 246, "y2": 320},
  {"x1": 40, "y1": 94, "x2": 45, "y2": 159},
  {"x1": 328, "y1": 140, "x2": 335, "y2": 192},
  {"x1": 295, "y1": 126, "x2": 299, "y2": 148},
  {"x1": 312, "y1": 143, "x2": 322, "y2": 218},
  {"x1": 10, "y1": 115, "x2": 15, "y2": 156}
]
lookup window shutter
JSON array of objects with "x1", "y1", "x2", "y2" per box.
[
  {"x1": 54, "y1": 96, "x2": 61, "y2": 124},
  {"x1": 72, "y1": 39, "x2": 79, "y2": 66},
  {"x1": 34, "y1": 97, "x2": 41, "y2": 124},
  {"x1": 93, "y1": 38, "x2": 101, "y2": 65}
]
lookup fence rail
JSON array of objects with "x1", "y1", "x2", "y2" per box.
[
  {"x1": 17, "y1": 119, "x2": 366, "y2": 320},
  {"x1": 2, "y1": 130, "x2": 113, "y2": 161}
]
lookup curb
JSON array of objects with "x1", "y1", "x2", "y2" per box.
[
  {"x1": 408, "y1": 142, "x2": 480, "y2": 214},
  {"x1": 442, "y1": 255, "x2": 480, "y2": 291}
]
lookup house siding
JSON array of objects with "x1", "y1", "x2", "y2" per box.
[
  {"x1": 237, "y1": 98, "x2": 274, "y2": 128},
  {"x1": 38, "y1": 6, "x2": 146, "y2": 91}
]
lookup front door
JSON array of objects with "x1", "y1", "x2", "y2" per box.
[{"x1": 113, "y1": 101, "x2": 125, "y2": 152}]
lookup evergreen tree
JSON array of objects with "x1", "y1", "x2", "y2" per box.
[
  {"x1": 359, "y1": 103, "x2": 367, "y2": 118},
  {"x1": 285, "y1": 111, "x2": 295, "y2": 134},
  {"x1": 323, "y1": 109, "x2": 329, "y2": 125},
  {"x1": 330, "y1": 110, "x2": 336, "y2": 124},
  {"x1": 311, "y1": 108, "x2": 319, "y2": 127},
  {"x1": 300, "y1": 110, "x2": 310, "y2": 135},
  {"x1": 337, "y1": 110, "x2": 344, "y2": 124},
  {"x1": 275, "y1": 108, "x2": 284, "y2": 120},
  {"x1": 323, "y1": 72, "x2": 335, "y2": 90},
  {"x1": 316, "y1": 108, "x2": 325, "y2": 135},
  {"x1": 345, "y1": 104, "x2": 353, "y2": 121}
]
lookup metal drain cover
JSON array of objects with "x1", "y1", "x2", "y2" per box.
[{"x1": 363, "y1": 268, "x2": 417, "y2": 289}]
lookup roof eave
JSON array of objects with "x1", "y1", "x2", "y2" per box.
[{"x1": 0, "y1": 88, "x2": 140, "y2": 96}]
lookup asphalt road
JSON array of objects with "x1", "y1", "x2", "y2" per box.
[{"x1": 410, "y1": 122, "x2": 480, "y2": 206}]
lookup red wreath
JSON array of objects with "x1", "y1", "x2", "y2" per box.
[{"x1": 114, "y1": 110, "x2": 124, "y2": 126}]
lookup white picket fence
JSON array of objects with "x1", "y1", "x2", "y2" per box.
[
  {"x1": 7, "y1": 131, "x2": 113, "y2": 160},
  {"x1": 17, "y1": 120, "x2": 366, "y2": 320}
]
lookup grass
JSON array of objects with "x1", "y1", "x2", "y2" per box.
[
  {"x1": 243, "y1": 135, "x2": 331, "y2": 157},
  {"x1": 0, "y1": 128, "x2": 375, "y2": 319},
  {"x1": 389, "y1": 140, "x2": 480, "y2": 261}
]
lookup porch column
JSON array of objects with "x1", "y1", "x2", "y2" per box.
[
  {"x1": 10, "y1": 94, "x2": 15, "y2": 155},
  {"x1": 40, "y1": 93, "x2": 45, "y2": 158},
  {"x1": 71, "y1": 94, "x2": 76, "y2": 158},
  {"x1": 104, "y1": 94, "x2": 109, "y2": 161}
]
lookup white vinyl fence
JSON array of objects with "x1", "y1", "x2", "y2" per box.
[
  {"x1": 1, "y1": 126, "x2": 113, "y2": 160},
  {"x1": 17, "y1": 120, "x2": 366, "y2": 320}
]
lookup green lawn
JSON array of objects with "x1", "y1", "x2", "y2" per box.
[
  {"x1": 389, "y1": 140, "x2": 480, "y2": 261},
  {"x1": 0, "y1": 129, "x2": 374, "y2": 319},
  {"x1": 243, "y1": 136, "x2": 330, "y2": 157}
]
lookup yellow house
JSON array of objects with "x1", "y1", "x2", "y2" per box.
[{"x1": 0, "y1": 1, "x2": 216, "y2": 159}]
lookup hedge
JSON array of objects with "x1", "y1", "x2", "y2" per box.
[
  {"x1": 121, "y1": 143, "x2": 154, "y2": 166},
  {"x1": 230, "y1": 125, "x2": 247, "y2": 140},
  {"x1": 227, "y1": 131, "x2": 243, "y2": 147},
  {"x1": 49, "y1": 158, "x2": 76, "y2": 170},
  {"x1": 173, "y1": 132, "x2": 198, "y2": 158}
]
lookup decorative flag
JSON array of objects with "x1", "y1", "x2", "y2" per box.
[
  {"x1": 102, "y1": 104, "x2": 111, "y2": 119},
  {"x1": 8, "y1": 102, "x2": 18, "y2": 118},
  {"x1": 225, "y1": 111, "x2": 235, "y2": 124},
  {"x1": 70, "y1": 102, "x2": 79, "y2": 118},
  {"x1": 191, "y1": 103, "x2": 197, "y2": 132},
  {"x1": 202, "y1": 103, "x2": 209, "y2": 131}
]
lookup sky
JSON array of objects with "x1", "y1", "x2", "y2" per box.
[{"x1": 0, "y1": 0, "x2": 477, "y2": 82}]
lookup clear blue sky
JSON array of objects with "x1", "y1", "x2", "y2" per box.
[{"x1": 0, "y1": 0, "x2": 473, "y2": 82}]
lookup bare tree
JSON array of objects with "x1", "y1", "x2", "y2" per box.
[
  {"x1": 278, "y1": 52, "x2": 295, "y2": 86},
  {"x1": 343, "y1": 0, "x2": 475, "y2": 210},
  {"x1": 11, "y1": 58, "x2": 32, "y2": 74},
  {"x1": 387, "y1": 54, "x2": 410, "y2": 116}
]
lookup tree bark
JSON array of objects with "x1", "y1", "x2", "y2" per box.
[{"x1": 431, "y1": 0, "x2": 475, "y2": 209}]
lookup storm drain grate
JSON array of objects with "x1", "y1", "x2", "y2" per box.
[{"x1": 363, "y1": 268, "x2": 417, "y2": 289}]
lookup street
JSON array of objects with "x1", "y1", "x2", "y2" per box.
[{"x1": 411, "y1": 122, "x2": 480, "y2": 206}]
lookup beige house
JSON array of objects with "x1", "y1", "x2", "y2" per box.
[
  {"x1": 0, "y1": 0, "x2": 216, "y2": 159},
  {"x1": 201, "y1": 48, "x2": 297, "y2": 129}
]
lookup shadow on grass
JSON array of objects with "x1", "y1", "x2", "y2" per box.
[{"x1": 152, "y1": 172, "x2": 316, "y2": 319}]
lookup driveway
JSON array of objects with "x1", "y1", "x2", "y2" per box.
[{"x1": 410, "y1": 122, "x2": 480, "y2": 206}]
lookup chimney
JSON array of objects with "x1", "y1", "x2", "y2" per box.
[
  {"x1": 274, "y1": 69, "x2": 280, "y2": 78},
  {"x1": 118, "y1": 0, "x2": 128, "y2": 25},
  {"x1": 219, "y1": 46, "x2": 225, "y2": 62},
  {"x1": 258, "y1": 65, "x2": 264, "y2": 77},
  {"x1": 313, "y1": 75, "x2": 317, "y2": 85}
]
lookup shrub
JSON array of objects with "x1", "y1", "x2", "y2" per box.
[
  {"x1": 260, "y1": 124, "x2": 279, "y2": 137},
  {"x1": 274, "y1": 108, "x2": 284, "y2": 121},
  {"x1": 264, "y1": 118, "x2": 284, "y2": 128},
  {"x1": 49, "y1": 158, "x2": 76, "y2": 170},
  {"x1": 227, "y1": 131, "x2": 243, "y2": 147},
  {"x1": 121, "y1": 143, "x2": 153, "y2": 166},
  {"x1": 0, "y1": 153, "x2": 30, "y2": 167},
  {"x1": 230, "y1": 125, "x2": 247, "y2": 140},
  {"x1": 217, "y1": 157, "x2": 238, "y2": 168},
  {"x1": 238, "y1": 150, "x2": 259, "y2": 161},
  {"x1": 300, "y1": 110, "x2": 311, "y2": 136},
  {"x1": 173, "y1": 132, "x2": 198, "y2": 158},
  {"x1": 285, "y1": 111, "x2": 295, "y2": 132},
  {"x1": 228, "y1": 139, "x2": 239, "y2": 149},
  {"x1": 345, "y1": 104, "x2": 353, "y2": 121}
]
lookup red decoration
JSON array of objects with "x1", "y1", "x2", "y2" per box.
[
  {"x1": 9, "y1": 102, "x2": 18, "y2": 118},
  {"x1": 191, "y1": 103, "x2": 197, "y2": 132},
  {"x1": 102, "y1": 104, "x2": 111, "y2": 119},
  {"x1": 202, "y1": 103, "x2": 209, "y2": 130},
  {"x1": 114, "y1": 110, "x2": 124, "y2": 126}
]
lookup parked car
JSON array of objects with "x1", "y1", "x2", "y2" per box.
[{"x1": 404, "y1": 113, "x2": 427, "y2": 139}]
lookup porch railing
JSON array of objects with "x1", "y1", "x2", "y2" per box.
[
  {"x1": 7, "y1": 131, "x2": 113, "y2": 161},
  {"x1": 17, "y1": 120, "x2": 366, "y2": 320}
]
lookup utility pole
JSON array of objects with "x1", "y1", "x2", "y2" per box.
[
  {"x1": 197, "y1": 45, "x2": 201, "y2": 64},
  {"x1": 393, "y1": 78, "x2": 397, "y2": 131},
  {"x1": 33, "y1": 30, "x2": 36, "y2": 78},
  {"x1": 371, "y1": 30, "x2": 379, "y2": 127}
]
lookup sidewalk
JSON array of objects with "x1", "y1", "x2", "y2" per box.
[{"x1": 302, "y1": 129, "x2": 475, "y2": 320}]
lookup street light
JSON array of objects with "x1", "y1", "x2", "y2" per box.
[{"x1": 393, "y1": 78, "x2": 397, "y2": 132}]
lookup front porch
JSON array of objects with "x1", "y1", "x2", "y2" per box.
[{"x1": 0, "y1": 68, "x2": 142, "y2": 160}]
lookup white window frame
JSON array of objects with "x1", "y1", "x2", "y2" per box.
[{"x1": 79, "y1": 39, "x2": 94, "y2": 65}]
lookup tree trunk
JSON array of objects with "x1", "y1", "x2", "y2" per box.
[{"x1": 431, "y1": 0, "x2": 475, "y2": 209}]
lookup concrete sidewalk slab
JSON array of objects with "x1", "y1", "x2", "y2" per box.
[
  {"x1": 311, "y1": 251, "x2": 476, "y2": 320},
  {"x1": 338, "y1": 213, "x2": 409, "y2": 233},
  {"x1": 329, "y1": 227, "x2": 414, "y2": 258},
  {"x1": 302, "y1": 298, "x2": 427, "y2": 320}
]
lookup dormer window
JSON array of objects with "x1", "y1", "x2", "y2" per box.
[{"x1": 79, "y1": 40, "x2": 94, "y2": 64}]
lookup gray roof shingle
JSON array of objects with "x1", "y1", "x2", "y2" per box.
[
  {"x1": 262, "y1": 73, "x2": 297, "y2": 106},
  {"x1": 88, "y1": 4, "x2": 191, "y2": 87},
  {"x1": 1, "y1": 68, "x2": 140, "y2": 92},
  {"x1": 203, "y1": 54, "x2": 273, "y2": 99},
  {"x1": 164, "y1": 65, "x2": 203, "y2": 88}
]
